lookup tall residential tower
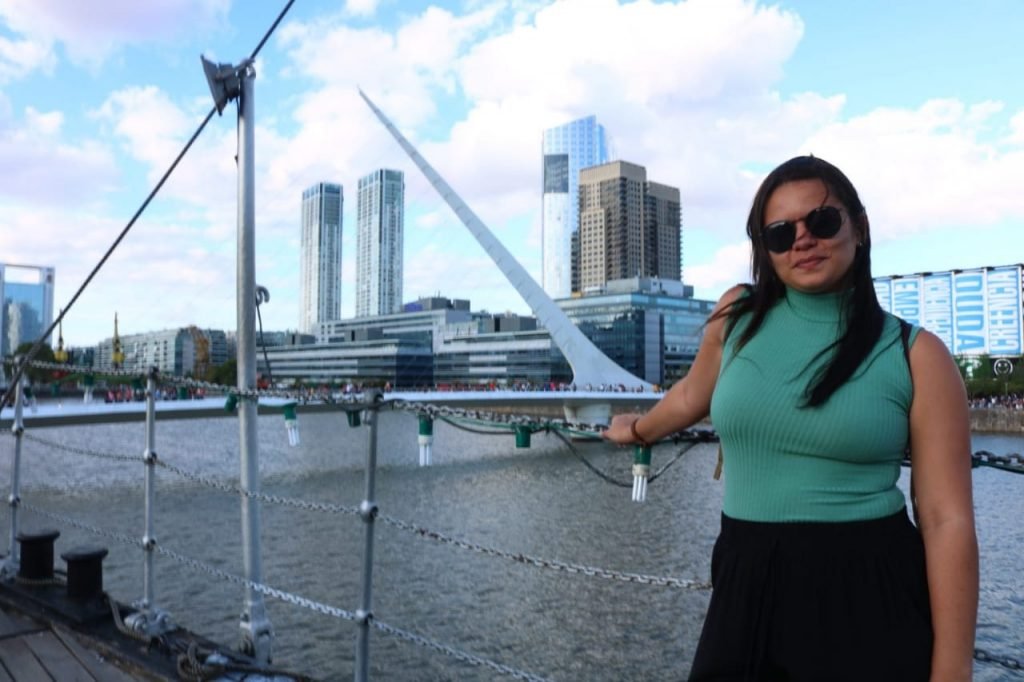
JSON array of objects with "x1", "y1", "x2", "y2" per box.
[
  {"x1": 356, "y1": 169, "x2": 405, "y2": 317},
  {"x1": 578, "y1": 161, "x2": 681, "y2": 294},
  {"x1": 541, "y1": 116, "x2": 609, "y2": 299},
  {"x1": 299, "y1": 182, "x2": 343, "y2": 332}
]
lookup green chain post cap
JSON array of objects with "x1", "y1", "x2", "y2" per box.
[
  {"x1": 418, "y1": 414, "x2": 433, "y2": 437},
  {"x1": 346, "y1": 409, "x2": 361, "y2": 427},
  {"x1": 633, "y1": 445, "x2": 652, "y2": 467},
  {"x1": 83, "y1": 374, "x2": 95, "y2": 387},
  {"x1": 514, "y1": 424, "x2": 532, "y2": 449},
  {"x1": 177, "y1": 385, "x2": 188, "y2": 400},
  {"x1": 224, "y1": 393, "x2": 239, "y2": 413}
]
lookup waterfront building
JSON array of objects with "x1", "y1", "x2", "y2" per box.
[
  {"x1": 356, "y1": 169, "x2": 404, "y2": 317},
  {"x1": 542, "y1": 116, "x2": 610, "y2": 298},
  {"x1": 300, "y1": 182, "x2": 343, "y2": 333},
  {"x1": 0, "y1": 263, "x2": 55, "y2": 358},
  {"x1": 557, "y1": 277, "x2": 713, "y2": 386},
  {"x1": 95, "y1": 327, "x2": 228, "y2": 376},
  {"x1": 259, "y1": 297, "x2": 569, "y2": 388},
  {"x1": 874, "y1": 264, "x2": 1023, "y2": 358},
  {"x1": 577, "y1": 161, "x2": 681, "y2": 295}
]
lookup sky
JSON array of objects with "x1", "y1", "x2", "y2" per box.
[{"x1": 1, "y1": 0, "x2": 1022, "y2": 347}]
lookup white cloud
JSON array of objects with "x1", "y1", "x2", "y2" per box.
[
  {"x1": 344, "y1": 0, "x2": 379, "y2": 18},
  {"x1": 798, "y1": 98, "x2": 1024, "y2": 241},
  {"x1": 0, "y1": 0, "x2": 229, "y2": 71},
  {"x1": 686, "y1": 241, "x2": 750, "y2": 296},
  {"x1": 0, "y1": 33, "x2": 55, "y2": 82},
  {"x1": 0, "y1": 105, "x2": 117, "y2": 205}
]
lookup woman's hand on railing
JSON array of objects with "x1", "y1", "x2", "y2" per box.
[{"x1": 602, "y1": 413, "x2": 643, "y2": 446}]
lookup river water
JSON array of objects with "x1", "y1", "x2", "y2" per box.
[{"x1": 1, "y1": 408, "x2": 1021, "y2": 681}]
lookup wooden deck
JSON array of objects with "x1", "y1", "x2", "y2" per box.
[{"x1": 0, "y1": 604, "x2": 141, "y2": 681}]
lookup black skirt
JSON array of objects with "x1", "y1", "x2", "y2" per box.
[{"x1": 688, "y1": 508, "x2": 932, "y2": 682}]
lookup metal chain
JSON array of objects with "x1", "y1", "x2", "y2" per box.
[
  {"x1": 971, "y1": 451, "x2": 1024, "y2": 475},
  {"x1": 12, "y1": 502, "x2": 551, "y2": 682},
  {"x1": 371, "y1": 620, "x2": 549, "y2": 682},
  {"x1": 379, "y1": 513, "x2": 711, "y2": 590},
  {"x1": 974, "y1": 647, "x2": 1023, "y2": 672},
  {"x1": 22, "y1": 432, "x2": 143, "y2": 463}
]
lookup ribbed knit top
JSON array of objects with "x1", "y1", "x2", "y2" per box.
[{"x1": 709, "y1": 288, "x2": 919, "y2": 522}]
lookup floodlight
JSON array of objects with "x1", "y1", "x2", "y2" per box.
[{"x1": 201, "y1": 55, "x2": 241, "y2": 115}]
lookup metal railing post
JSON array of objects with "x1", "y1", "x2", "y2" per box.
[
  {"x1": 235, "y1": 62, "x2": 273, "y2": 663},
  {"x1": 125, "y1": 367, "x2": 173, "y2": 636},
  {"x1": 355, "y1": 391, "x2": 382, "y2": 682},
  {"x1": 3, "y1": 371, "x2": 25, "y2": 577}
]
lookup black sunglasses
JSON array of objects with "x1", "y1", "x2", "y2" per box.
[{"x1": 761, "y1": 205, "x2": 843, "y2": 253}]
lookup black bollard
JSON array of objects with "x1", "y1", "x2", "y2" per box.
[
  {"x1": 16, "y1": 529, "x2": 61, "y2": 581},
  {"x1": 60, "y1": 546, "x2": 109, "y2": 600}
]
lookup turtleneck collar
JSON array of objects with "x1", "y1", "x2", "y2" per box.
[{"x1": 783, "y1": 287, "x2": 851, "y2": 323}]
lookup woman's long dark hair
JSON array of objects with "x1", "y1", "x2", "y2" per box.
[{"x1": 719, "y1": 155, "x2": 885, "y2": 407}]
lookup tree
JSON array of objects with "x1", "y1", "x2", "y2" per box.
[{"x1": 13, "y1": 342, "x2": 57, "y2": 385}]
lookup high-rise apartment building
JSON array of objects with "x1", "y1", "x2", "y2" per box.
[
  {"x1": 300, "y1": 182, "x2": 343, "y2": 332},
  {"x1": 0, "y1": 263, "x2": 55, "y2": 357},
  {"x1": 578, "y1": 161, "x2": 681, "y2": 294},
  {"x1": 541, "y1": 116, "x2": 609, "y2": 298},
  {"x1": 356, "y1": 169, "x2": 404, "y2": 317}
]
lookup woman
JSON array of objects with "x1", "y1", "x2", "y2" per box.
[{"x1": 604, "y1": 156, "x2": 977, "y2": 681}]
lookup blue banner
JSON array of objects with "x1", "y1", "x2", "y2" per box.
[
  {"x1": 873, "y1": 278, "x2": 893, "y2": 313},
  {"x1": 953, "y1": 271, "x2": 988, "y2": 354},
  {"x1": 923, "y1": 273, "x2": 954, "y2": 351},
  {"x1": 891, "y1": 276, "x2": 922, "y2": 326},
  {"x1": 986, "y1": 265, "x2": 1023, "y2": 356}
]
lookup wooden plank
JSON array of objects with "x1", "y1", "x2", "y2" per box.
[
  {"x1": 23, "y1": 631, "x2": 95, "y2": 682},
  {"x1": 49, "y1": 628, "x2": 138, "y2": 682},
  {"x1": 0, "y1": 609, "x2": 43, "y2": 640},
  {"x1": 0, "y1": 636, "x2": 52, "y2": 680}
]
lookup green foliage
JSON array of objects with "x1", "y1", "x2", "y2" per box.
[
  {"x1": 205, "y1": 359, "x2": 237, "y2": 387},
  {"x1": 13, "y1": 341, "x2": 57, "y2": 385},
  {"x1": 957, "y1": 354, "x2": 1024, "y2": 397}
]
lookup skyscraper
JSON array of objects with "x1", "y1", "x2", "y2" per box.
[
  {"x1": 356, "y1": 169, "x2": 404, "y2": 317},
  {"x1": 578, "y1": 161, "x2": 681, "y2": 293},
  {"x1": 541, "y1": 116, "x2": 609, "y2": 298},
  {"x1": 300, "y1": 183, "x2": 343, "y2": 333},
  {"x1": 0, "y1": 263, "x2": 55, "y2": 357}
]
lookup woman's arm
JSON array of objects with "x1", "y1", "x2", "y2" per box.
[
  {"x1": 603, "y1": 285, "x2": 745, "y2": 445},
  {"x1": 907, "y1": 330, "x2": 978, "y2": 682}
]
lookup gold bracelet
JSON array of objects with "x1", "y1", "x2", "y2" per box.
[{"x1": 630, "y1": 418, "x2": 651, "y2": 447}]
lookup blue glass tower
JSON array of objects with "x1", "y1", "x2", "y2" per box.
[
  {"x1": 541, "y1": 116, "x2": 609, "y2": 299},
  {"x1": 0, "y1": 263, "x2": 55, "y2": 358}
]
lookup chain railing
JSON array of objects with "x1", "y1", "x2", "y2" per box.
[
  {"x1": 6, "y1": 367, "x2": 1023, "y2": 677},
  {"x1": 17, "y1": 501, "x2": 548, "y2": 681}
]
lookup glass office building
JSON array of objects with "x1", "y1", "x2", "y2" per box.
[
  {"x1": 557, "y1": 278, "x2": 713, "y2": 387},
  {"x1": 0, "y1": 263, "x2": 55, "y2": 358},
  {"x1": 542, "y1": 116, "x2": 609, "y2": 298}
]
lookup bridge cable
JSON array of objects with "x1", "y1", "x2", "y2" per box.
[{"x1": 0, "y1": 0, "x2": 296, "y2": 412}]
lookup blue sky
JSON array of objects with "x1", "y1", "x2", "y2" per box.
[{"x1": 1, "y1": 0, "x2": 1022, "y2": 346}]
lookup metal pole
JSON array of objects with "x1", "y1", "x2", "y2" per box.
[
  {"x1": 142, "y1": 368, "x2": 157, "y2": 608},
  {"x1": 4, "y1": 373, "x2": 24, "y2": 576},
  {"x1": 125, "y1": 367, "x2": 173, "y2": 637},
  {"x1": 236, "y1": 62, "x2": 272, "y2": 663},
  {"x1": 355, "y1": 392, "x2": 382, "y2": 682}
]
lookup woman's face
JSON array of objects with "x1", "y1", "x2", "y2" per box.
[{"x1": 762, "y1": 179, "x2": 862, "y2": 294}]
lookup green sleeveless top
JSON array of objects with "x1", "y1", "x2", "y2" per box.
[{"x1": 709, "y1": 288, "x2": 918, "y2": 522}]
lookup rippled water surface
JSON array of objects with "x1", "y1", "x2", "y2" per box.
[{"x1": 1, "y1": 409, "x2": 1020, "y2": 681}]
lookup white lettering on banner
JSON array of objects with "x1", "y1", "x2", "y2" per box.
[
  {"x1": 892, "y1": 278, "x2": 921, "y2": 326},
  {"x1": 953, "y1": 272, "x2": 986, "y2": 354},
  {"x1": 923, "y1": 274, "x2": 953, "y2": 351},
  {"x1": 986, "y1": 267, "x2": 1023, "y2": 355},
  {"x1": 873, "y1": 278, "x2": 893, "y2": 313}
]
